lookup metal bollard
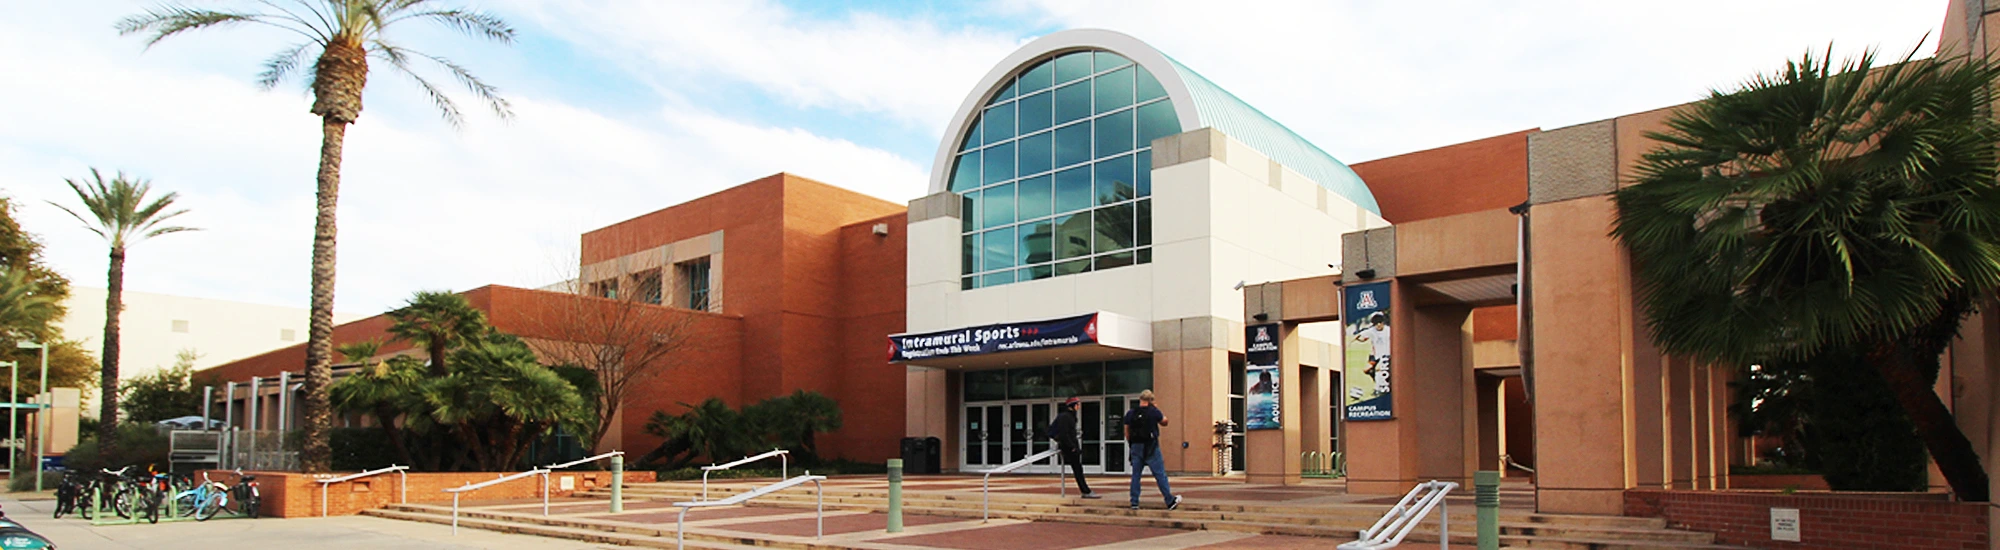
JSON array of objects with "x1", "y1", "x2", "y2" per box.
[
  {"x1": 1475, "y1": 470, "x2": 1500, "y2": 550},
  {"x1": 886, "y1": 459, "x2": 904, "y2": 533},
  {"x1": 611, "y1": 454, "x2": 625, "y2": 514}
]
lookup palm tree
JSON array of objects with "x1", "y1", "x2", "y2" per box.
[
  {"x1": 386, "y1": 291, "x2": 489, "y2": 377},
  {"x1": 50, "y1": 169, "x2": 195, "y2": 453},
  {"x1": 1612, "y1": 48, "x2": 2000, "y2": 500},
  {"x1": 330, "y1": 350, "x2": 423, "y2": 467},
  {"x1": 118, "y1": 0, "x2": 515, "y2": 473}
]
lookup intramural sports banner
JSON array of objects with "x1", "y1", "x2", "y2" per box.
[
  {"x1": 1344, "y1": 282, "x2": 1393, "y2": 421},
  {"x1": 1244, "y1": 323, "x2": 1282, "y2": 431},
  {"x1": 888, "y1": 313, "x2": 1098, "y2": 362}
]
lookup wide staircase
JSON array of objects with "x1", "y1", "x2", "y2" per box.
[{"x1": 363, "y1": 479, "x2": 1747, "y2": 549}]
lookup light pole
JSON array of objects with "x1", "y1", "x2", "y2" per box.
[
  {"x1": 17, "y1": 341, "x2": 46, "y2": 492},
  {"x1": 0, "y1": 360, "x2": 16, "y2": 485}
]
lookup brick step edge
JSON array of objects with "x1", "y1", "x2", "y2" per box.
[
  {"x1": 363, "y1": 508, "x2": 821, "y2": 550},
  {"x1": 584, "y1": 489, "x2": 1677, "y2": 533},
  {"x1": 381, "y1": 502, "x2": 1717, "y2": 549},
  {"x1": 593, "y1": 487, "x2": 1671, "y2": 530}
]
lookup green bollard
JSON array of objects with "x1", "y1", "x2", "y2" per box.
[
  {"x1": 610, "y1": 455, "x2": 625, "y2": 514},
  {"x1": 1475, "y1": 470, "x2": 1500, "y2": 550},
  {"x1": 886, "y1": 459, "x2": 904, "y2": 533}
]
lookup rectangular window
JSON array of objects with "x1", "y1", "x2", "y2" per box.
[
  {"x1": 678, "y1": 258, "x2": 712, "y2": 311},
  {"x1": 1016, "y1": 175, "x2": 1053, "y2": 220},
  {"x1": 590, "y1": 279, "x2": 618, "y2": 300},
  {"x1": 634, "y1": 269, "x2": 663, "y2": 305},
  {"x1": 171, "y1": 320, "x2": 190, "y2": 333}
]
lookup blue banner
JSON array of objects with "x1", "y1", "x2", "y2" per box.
[
  {"x1": 1244, "y1": 323, "x2": 1281, "y2": 431},
  {"x1": 889, "y1": 313, "x2": 1099, "y2": 362},
  {"x1": 1344, "y1": 282, "x2": 1393, "y2": 421}
]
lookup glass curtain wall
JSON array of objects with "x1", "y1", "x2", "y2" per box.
[{"x1": 951, "y1": 50, "x2": 1182, "y2": 290}]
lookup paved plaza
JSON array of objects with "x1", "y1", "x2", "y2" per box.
[{"x1": 0, "y1": 495, "x2": 617, "y2": 550}]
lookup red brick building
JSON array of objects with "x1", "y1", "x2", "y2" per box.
[{"x1": 203, "y1": 173, "x2": 910, "y2": 463}]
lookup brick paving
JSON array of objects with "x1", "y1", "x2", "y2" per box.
[
  {"x1": 582, "y1": 504, "x2": 805, "y2": 523},
  {"x1": 1185, "y1": 534, "x2": 1340, "y2": 549},
  {"x1": 871, "y1": 521, "x2": 1187, "y2": 550},
  {"x1": 712, "y1": 512, "x2": 970, "y2": 537}
]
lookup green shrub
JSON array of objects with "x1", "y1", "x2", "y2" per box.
[
  {"x1": 61, "y1": 423, "x2": 170, "y2": 474},
  {"x1": 331, "y1": 427, "x2": 400, "y2": 471}
]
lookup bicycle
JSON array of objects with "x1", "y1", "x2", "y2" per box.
[
  {"x1": 51, "y1": 470, "x2": 82, "y2": 519},
  {"x1": 174, "y1": 472, "x2": 230, "y2": 521},
  {"x1": 223, "y1": 469, "x2": 261, "y2": 519},
  {"x1": 95, "y1": 466, "x2": 140, "y2": 520}
]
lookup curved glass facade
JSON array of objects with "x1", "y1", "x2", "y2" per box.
[{"x1": 951, "y1": 50, "x2": 1182, "y2": 290}]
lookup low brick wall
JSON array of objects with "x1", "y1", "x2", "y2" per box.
[
  {"x1": 1625, "y1": 489, "x2": 1986, "y2": 549},
  {"x1": 1727, "y1": 474, "x2": 1831, "y2": 491},
  {"x1": 200, "y1": 469, "x2": 655, "y2": 518}
]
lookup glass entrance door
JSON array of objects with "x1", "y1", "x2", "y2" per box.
[
  {"x1": 964, "y1": 404, "x2": 1006, "y2": 469},
  {"x1": 964, "y1": 397, "x2": 1121, "y2": 474}
]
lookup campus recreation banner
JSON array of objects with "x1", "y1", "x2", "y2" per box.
[
  {"x1": 1344, "y1": 282, "x2": 1393, "y2": 421},
  {"x1": 1244, "y1": 323, "x2": 1282, "y2": 431},
  {"x1": 888, "y1": 313, "x2": 1098, "y2": 362}
]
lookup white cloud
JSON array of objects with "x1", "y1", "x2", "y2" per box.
[{"x1": 498, "y1": 0, "x2": 1025, "y2": 133}]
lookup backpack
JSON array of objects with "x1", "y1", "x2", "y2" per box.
[{"x1": 1123, "y1": 405, "x2": 1160, "y2": 444}]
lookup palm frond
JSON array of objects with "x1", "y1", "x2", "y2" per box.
[
  {"x1": 371, "y1": 42, "x2": 465, "y2": 128},
  {"x1": 256, "y1": 41, "x2": 314, "y2": 90}
]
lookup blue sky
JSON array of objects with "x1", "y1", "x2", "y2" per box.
[{"x1": 0, "y1": 1, "x2": 1952, "y2": 317}]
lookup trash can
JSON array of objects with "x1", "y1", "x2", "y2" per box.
[
  {"x1": 922, "y1": 436, "x2": 942, "y2": 474},
  {"x1": 900, "y1": 437, "x2": 930, "y2": 474}
]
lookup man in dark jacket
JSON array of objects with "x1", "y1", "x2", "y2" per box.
[
  {"x1": 1123, "y1": 389, "x2": 1182, "y2": 510},
  {"x1": 1048, "y1": 396, "x2": 1100, "y2": 498}
]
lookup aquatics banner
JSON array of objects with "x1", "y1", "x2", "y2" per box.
[
  {"x1": 1244, "y1": 323, "x2": 1281, "y2": 431},
  {"x1": 1344, "y1": 282, "x2": 1393, "y2": 421},
  {"x1": 888, "y1": 313, "x2": 1098, "y2": 362}
]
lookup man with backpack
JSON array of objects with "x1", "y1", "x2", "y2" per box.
[
  {"x1": 1122, "y1": 389, "x2": 1182, "y2": 511},
  {"x1": 1047, "y1": 396, "x2": 1101, "y2": 498}
]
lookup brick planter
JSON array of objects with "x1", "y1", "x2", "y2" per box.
[
  {"x1": 1727, "y1": 474, "x2": 1831, "y2": 491},
  {"x1": 199, "y1": 469, "x2": 655, "y2": 518},
  {"x1": 1625, "y1": 489, "x2": 1986, "y2": 549}
]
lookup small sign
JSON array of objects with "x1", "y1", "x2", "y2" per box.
[
  {"x1": 1244, "y1": 323, "x2": 1282, "y2": 431},
  {"x1": 560, "y1": 476, "x2": 575, "y2": 491},
  {"x1": 1770, "y1": 507, "x2": 1800, "y2": 542}
]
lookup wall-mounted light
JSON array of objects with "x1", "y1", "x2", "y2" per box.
[
  {"x1": 1355, "y1": 268, "x2": 1377, "y2": 280},
  {"x1": 1253, "y1": 313, "x2": 1268, "y2": 321},
  {"x1": 872, "y1": 223, "x2": 890, "y2": 236}
]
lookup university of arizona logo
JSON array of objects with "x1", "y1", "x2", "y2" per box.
[
  {"x1": 1356, "y1": 290, "x2": 1379, "y2": 310},
  {"x1": 1254, "y1": 326, "x2": 1270, "y2": 342}
]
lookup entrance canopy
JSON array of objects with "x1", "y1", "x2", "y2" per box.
[{"x1": 890, "y1": 311, "x2": 1152, "y2": 370}]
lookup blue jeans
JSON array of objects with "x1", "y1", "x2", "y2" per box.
[{"x1": 1128, "y1": 442, "x2": 1174, "y2": 507}]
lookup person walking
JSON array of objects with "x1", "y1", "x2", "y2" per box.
[
  {"x1": 1048, "y1": 396, "x2": 1102, "y2": 499},
  {"x1": 1122, "y1": 389, "x2": 1182, "y2": 511}
]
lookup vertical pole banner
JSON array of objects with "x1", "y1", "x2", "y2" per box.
[
  {"x1": 1344, "y1": 282, "x2": 1393, "y2": 421},
  {"x1": 1244, "y1": 323, "x2": 1282, "y2": 430}
]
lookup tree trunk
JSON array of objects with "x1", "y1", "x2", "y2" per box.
[
  {"x1": 96, "y1": 246, "x2": 125, "y2": 456},
  {"x1": 375, "y1": 409, "x2": 413, "y2": 467},
  {"x1": 298, "y1": 116, "x2": 346, "y2": 474},
  {"x1": 1867, "y1": 294, "x2": 1990, "y2": 501}
]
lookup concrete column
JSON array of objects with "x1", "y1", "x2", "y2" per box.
[
  {"x1": 1631, "y1": 332, "x2": 1667, "y2": 489},
  {"x1": 1177, "y1": 348, "x2": 1228, "y2": 475},
  {"x1": 1245, "y1": 326, "x2": 1302, "y2": 485},
  {"x1": 1707, "y1": 362, "x2": 1734, "y2": 489},
  {"x1": 1413, "y1": 303, "x2": 1475, "y2": 487},
  {"x1": 1301, "y1": 365, "x2": 1324, "y2": 464},
  {"x1": 1528, "y1": 195, "x2": 1637, "y2": 515},
  {"x1": 1347, "y1": 282, "x2": 1416, "y2": 495},
  {"x1": 1665, "y1": 356, "x2": 1695, "y2": 490},
  {"x1": 1690, "y1": 363, "x2": 1713, "y2": 489},
  {"x1": 1477, "y1": 374, "x2": 1502, "y2": 472},
  {"x1": 1153, "y1": 349, "x2": 1186, "y2": 472}
]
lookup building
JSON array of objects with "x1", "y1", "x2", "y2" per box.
[
  {"x1": 203, "y1": 174, "x2": 910, "y2": 461},
  {"x1": 58, "y1": 286, "x2": 364, "y2": 379}
]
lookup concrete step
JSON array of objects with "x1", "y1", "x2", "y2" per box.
[
  {"x1": 363, "y1": 507, "x2": 776, "y2": 550},
  {"x1": 591, "y1": 486, "x2": 1684, "y2": 538}
]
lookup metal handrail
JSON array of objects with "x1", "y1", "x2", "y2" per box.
[
  {"x1": 316, "y1": 464, "x2": 408, "y2": 517},
  {"x1": 444, "y1": 467, "x2": 550, "y2": 534},
  {"x1": 673, "y1": 474, "x2": 826, "y2": 550},
  {"x1": 1339, "y1": 480, "x2": 1459, "y2": 550},
  {"x1": 980, "y1": 448, "x2": 1062, "y2": 521},
  {"x1": 536, "y1": 451, "x2": 626, "y2": 516},
  {"x1": 546, "y1": 450, "x2": 624, "y2": 471},
  {"x1": 700, "y1": 448, "x2": 788, "y2": 501},
  {"x1": 1500, "y1": 454, "x2": 1536, "y2": 474}
]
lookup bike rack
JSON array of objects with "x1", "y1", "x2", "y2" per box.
[
  {"x1": 699, "y1": 448, "x2": 787, "y2": 502},
  {"x1": 316, "y1": 465, "x2": 408, "y2": 517},
  {"x1": 443, "y1": 468, "x2": 549, "y2": 534},
  {"x1": 979, "y1": 448, "x2": 1063, "y2": 522},
  {"x1": 538, "y1": 451, "x2": 624, "y2": 516},
  {"x1": 673, "y1": 474, "x2": 825, "y2": 550},
  {"x1": 1339, "y1": 480, "x2": 1459, "y2": 550}
]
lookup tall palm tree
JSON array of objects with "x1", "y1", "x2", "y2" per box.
[
  {"x1": 118, "y1": 1, "x2": 514, "y2": 473},
  {"x1": 386, "y1": 291, "x2": 489, "y2": 377},
  {"x1": 50, "y1": 169, "x2": 195, "y2": 452},
  {"x1": 1612, "y1": 48, "x2": 2000, "y2": 501}
]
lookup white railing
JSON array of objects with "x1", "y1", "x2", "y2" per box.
[
  {"x1": 443, "y1": 467, "x2": 549, "y2": 534},
  {"x1": 980, "y1": 448, "x2": 1063, "y2": 521},
  {"x1": 673, "y1": 474, "x2": 826, "y2": 550},
  {"x1": 538, "y1": 451, "x2": 625, "y2": 516},
  {"x1": 700, "y1": 449, "x2": 788, "y2": 501},
  {"x1": 1500, "y1": 454, "x2": 1536, "y2": 474},
  {"x1": 316, "y1": 464, "x2": 408, "y2": 517},
  {"x1": 1339, "y1": 480, "x2": 1460, "y2": 550}
]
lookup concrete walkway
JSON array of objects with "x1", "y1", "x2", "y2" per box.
[{"x1": 0, "y1": 495, "x2": 620, "y2": 550}]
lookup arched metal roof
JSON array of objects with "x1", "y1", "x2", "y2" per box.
[{"x1": 930, "y1": 29, "x2": 1379, "y2": 215}]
